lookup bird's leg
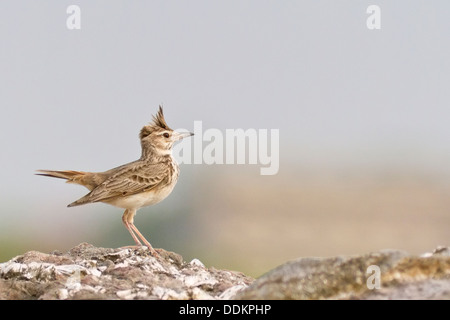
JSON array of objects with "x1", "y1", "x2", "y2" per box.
[
  {"x1": 122, "y1": 209, "x2": 142, "y2": 247},
  {"x1": 122, "y1": 209, "x2": 158, "y2": 255},
  {"x1": 129, "y1": 223, "x2": 157, "y2": 254}
]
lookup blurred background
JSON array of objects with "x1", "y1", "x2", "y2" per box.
[{"x1": 1, "y1": 1, "x2": 450, "y2": 278}]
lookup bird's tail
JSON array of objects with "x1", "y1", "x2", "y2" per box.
[
  {"x1": 35, "y1": 169, "x2": 87, "y2": 182},
  {"x1": 36, "y1": 170, "x2": 101, "y2": 207},
  {"x1": 36, "y1": 168, "x2": 102, "y2": 194}
]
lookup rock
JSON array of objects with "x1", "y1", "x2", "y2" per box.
[
  {"x1": 235, "y1": 247, "x2": 450, "y2": 300},
  {"x1": 2, "y1": 243, "x2": 450, "y2": 300},
  {"x1": 0, "y1": 243, "x2": 253, "y2": 300}
]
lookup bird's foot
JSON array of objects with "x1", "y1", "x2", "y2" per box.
[{"x1": 119, "y1": 244, "x2": 159, "y2": 256}]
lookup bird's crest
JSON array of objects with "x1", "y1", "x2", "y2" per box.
[{"x1": 140, "y1": 106, "x2": 172, "y2": 139}]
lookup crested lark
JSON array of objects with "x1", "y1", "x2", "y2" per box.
[{"x1": 37, "y1": 106, "x2": 193, "y2": 254}]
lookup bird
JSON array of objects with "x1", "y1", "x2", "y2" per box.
[{"x1": 36, "y1": 106, "x2": 193, "y2": 255}]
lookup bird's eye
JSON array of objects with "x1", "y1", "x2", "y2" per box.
[{"x1": 163, "y1": 133, "x2": 170, "y2": 138}]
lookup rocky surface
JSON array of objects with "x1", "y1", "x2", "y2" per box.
[
  {"x1": 2, "y1": 243, "x2": 450, "y2": 300},
  {"x1": 236, "y1": 246, "x2": 450, "y2": 300},
  {"x1": 0, "y1": 243, "x2": 252, "y2": 300}
]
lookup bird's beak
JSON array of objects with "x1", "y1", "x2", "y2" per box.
[{"x1": 173, "y1": 131, "x2": 194, "y2": 141}]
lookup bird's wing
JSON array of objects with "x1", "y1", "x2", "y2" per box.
[{"x1": 68, "y1": 162, "x2": 170, "y2": 206}]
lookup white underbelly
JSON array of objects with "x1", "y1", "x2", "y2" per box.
[{"x1": 106, "y1": 184, "x2": 176, "y2": 210}]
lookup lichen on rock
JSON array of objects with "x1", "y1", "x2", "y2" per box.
[{"x1": 235, "y1": 246, "x2": 450, "y2": 300}]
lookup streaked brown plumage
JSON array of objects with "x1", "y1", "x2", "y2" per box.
[{"x1": 36, "y1": 106, "x2": 193, "y2": 254}]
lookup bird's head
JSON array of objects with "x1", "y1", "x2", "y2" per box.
[{"x1": 139, "y1": 106, "x2": 193, "y2": 158}]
